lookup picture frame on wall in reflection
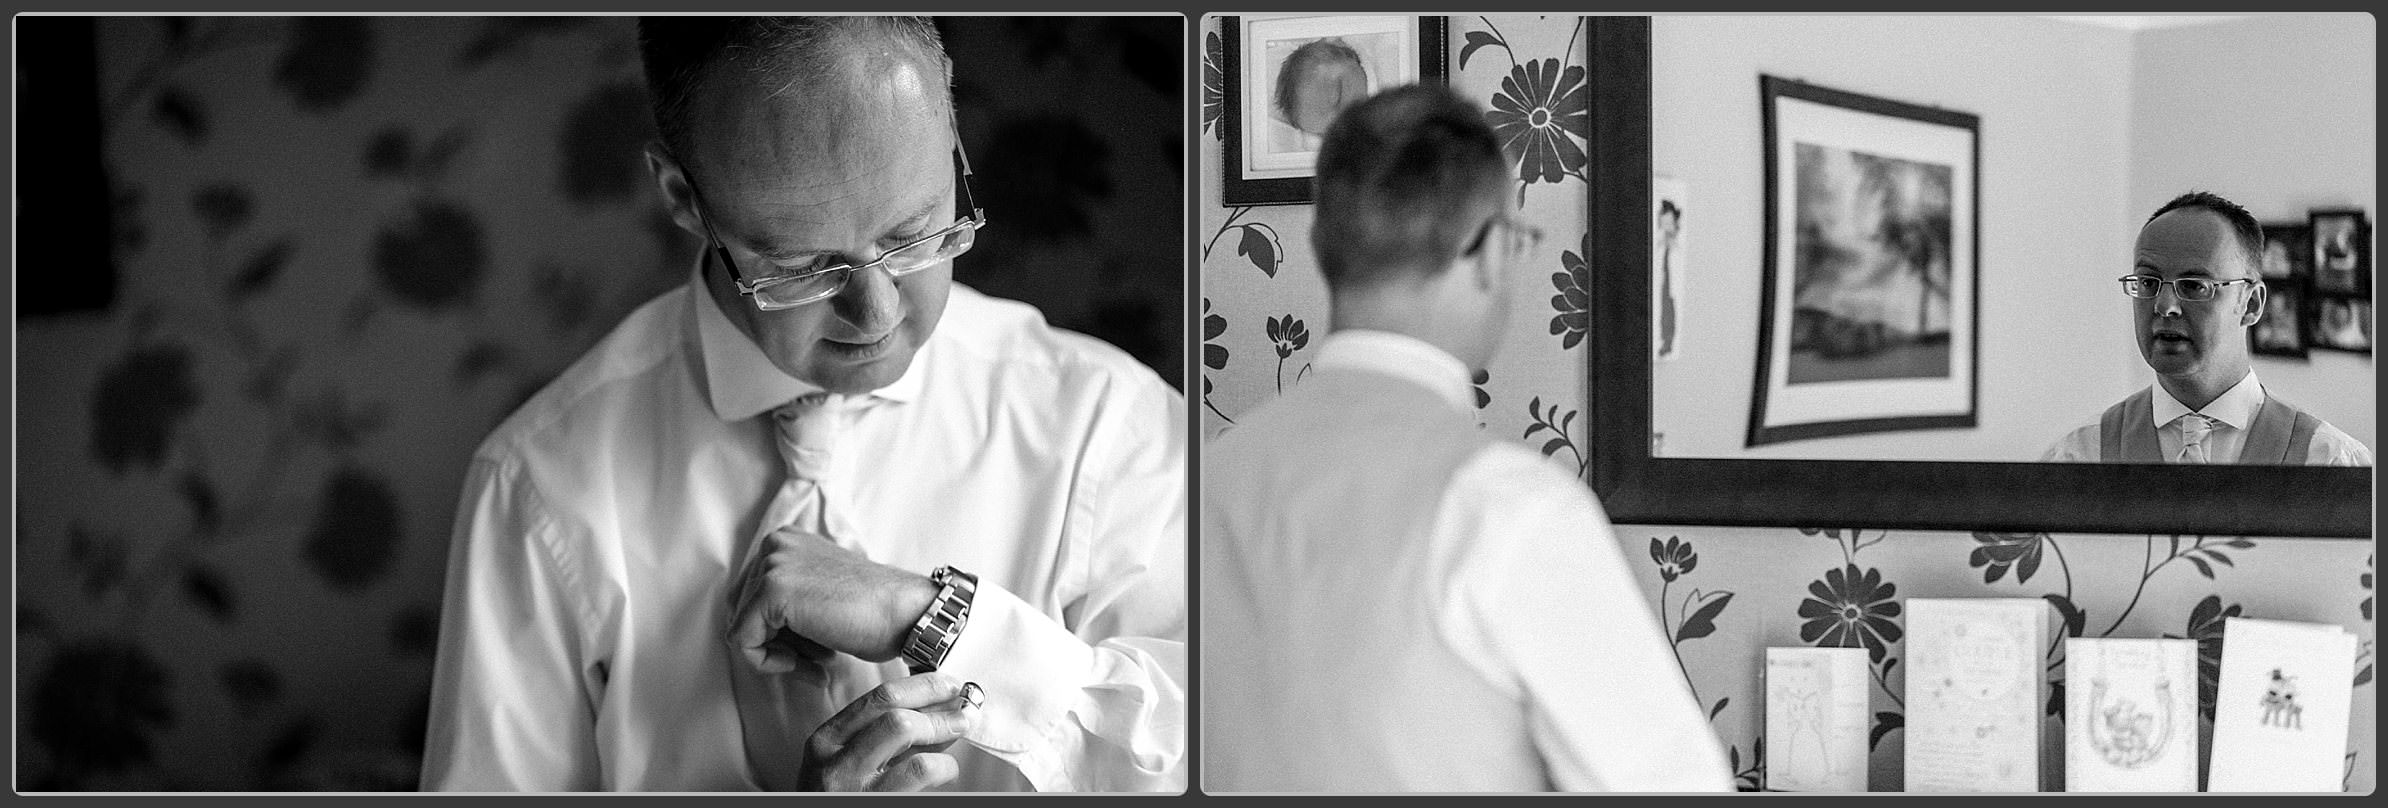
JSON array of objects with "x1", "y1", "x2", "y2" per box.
[
  {"x1": 2308, "y1": 208, "x2": 2370, "y2": 297},
  {"x1": 2310, "y1": 297, "x2": 2373, "y2": 354},
  {"x1": 2251, "y1": 279, "x2": 2310, "y2": 358},
  {"x1": 2259, "y1": 223, "x2": 2312, "y2": 280},
  {"x1": 1220, "y1": 14, "x2": 1447, "y2": 206},
  {"x1": 1748, "y1": 76, "x2": 1980, "y2": 447}
]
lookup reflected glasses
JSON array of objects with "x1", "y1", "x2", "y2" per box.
[
  {"x1": 687, "y1": 145, "x2": 986, "y2": 311},
  {"x1": 2117, "y1": 275, "x2": 2257, "y2": 302},
  {"x1": 1463, "y1": 214, "x2": 1545, "y2": 261}
]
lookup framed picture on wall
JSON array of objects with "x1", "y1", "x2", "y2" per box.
[
  {"x1": 1748, "y1": 76, "x2": 1980, "y2": 447},
  {"x1": 1220, "y1": 14, "x2": 1447, "y2": 206},
  {"x1": 2251, "y1": 278, "x2": 2310, "y2": 358},
  {"x1": 2308, "y1": 208, "x2": 2370, "y2": 297},
  {"x1": 2310, "y1": 297, "x2": 2373, "y2": 354},
  {"x1": 2258, "y1": 223, "x2": 2311, "y2": 280}
]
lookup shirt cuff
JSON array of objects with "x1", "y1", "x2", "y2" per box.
[{"x1": 936, "y1": 581, "x2": 1095, "y2": 758}]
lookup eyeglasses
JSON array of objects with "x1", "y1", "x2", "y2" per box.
[
  {"x1": 687, "y1": 145, "x2": 987, "y2": 311},
  {"x1": 2117, "y1": 275, "x2": 2257, "y2": 302},
  {"x1": 1463, "y1": 214, "x2": 1545, "y2": 261}
]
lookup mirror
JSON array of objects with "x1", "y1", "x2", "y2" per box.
[
  {"x1": 1642, "y1": 15, "x2": 2374, "y2": 465},
  {"x1": 1583, "y1": 16, "x2": 2371, "y2": 536}
]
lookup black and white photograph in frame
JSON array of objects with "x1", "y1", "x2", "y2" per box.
[
  {"x1": 2308, "y1": 208, "x2": 2371, "y2": 297},
  {"x1": 1748, "y1": 75, "x2": 1979, "y2": 447},
  {"x1": 1220, "y1": 14, "x2": 1446, "y2": 206},
  {"x1": 2259, "y1": 222, "x2": 2312, "y2": 280},
  {"x1": 2251, "y1": 278, "x2": 2310, "y2": 359},
  {"x1": 2311, "y1": 297, "x2": 2373, "y2": 354},
  {"x1": 1654, "y1": 173, "x2": 1689, "y2": 362}
]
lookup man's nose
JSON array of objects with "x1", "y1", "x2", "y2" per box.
[
  {"x1": 2152, "y1": 283, "x2": 2186, "y2": 317},
  {"x1": 831, "y1": 264, "x2": 904, "y2": 335}
]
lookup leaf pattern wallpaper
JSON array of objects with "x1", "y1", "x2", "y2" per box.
[
  {"x1": 1200, "y1": 14, "x2": 2373, "y2": 793},
  {"x1": 16, "y1": 16, "x2": 1180, "y2": 790}
]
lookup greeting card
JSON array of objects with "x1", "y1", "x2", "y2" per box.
[
  {"x1": 1903, "y1": 598, "x2": 2048, "y2": 792},
  {"x1": 1765, "y1": 646, "x2": 1871, "y2": 792},
  {"x1": 2063, "y1": 638, "x2": 2198, "y2": 792},
  {"x1": 2207, "y1": 617, "x2": 2358, "y2": 792}
]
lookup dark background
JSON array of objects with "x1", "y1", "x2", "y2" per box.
[{"x1": 13, "y1": 15, "x2": 1181, "y2": 790}]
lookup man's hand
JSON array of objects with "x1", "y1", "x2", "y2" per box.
[
  {"x1": 800, "y1": 673, "x2": 981, "y2": 791},
  {"x1": 728, "y1": 528, "x2": 939, "y2": 669}
]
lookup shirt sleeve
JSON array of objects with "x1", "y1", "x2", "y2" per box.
[
  {"x1": 420, "y1": 453, "x2": 604, "y2": 791},
  {"x1": 935, "y1": 373, "x2": 1188, "y2": 792},
  {"x1": 2042, "y1": 423, "x2": 2098, "y2": 463},
  {"x1": 1438, "y1": 446, "x2": 1735, "y2": 792}
]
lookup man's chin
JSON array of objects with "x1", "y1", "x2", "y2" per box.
[{"x1": 799, "y1": 345, "x2": 917, "y2": 395}]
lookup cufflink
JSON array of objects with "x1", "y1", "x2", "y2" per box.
[{"x1": 961, "y1": 681, "x2": 985, "y2": 709}]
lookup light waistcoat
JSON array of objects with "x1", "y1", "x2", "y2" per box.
[
  {"x1": 1202, "y1": 368, "x2": 1544, "y2": 791},
  {"x1": 2099, "y1": 386, "x2": 2321, "y2": 463}
]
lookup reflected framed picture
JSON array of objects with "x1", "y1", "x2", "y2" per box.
[
  {"x1": 2309, "y1": 209, "x2": 2370, "y2": 297},
  {"x1": 1749, "y1": 76, "x2": 1979, "y2": 447},
  {"x1": 1219, "y1": 14, "x2": 1446, "y2": 206},
  {"x1": 2258, "y1": 223, "x2": 2312, "y2": 280},
  {"x1": 2251, "y1": 278, "x2": 2309, "y2": 358},
  {"x1": 2310, "y1": 297, "x2": 2373, "y2": 354}
]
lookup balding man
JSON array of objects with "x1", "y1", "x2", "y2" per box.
[
  {"x1": 1200, "y1": 84, "x2": 1732, "y2": 792},
  {"x1": 2046, "y1": 191, "x2": 2370, "y2": 465},
  {"x1": 423, "y1": 17, "x2": 1185, "y2": 792}
]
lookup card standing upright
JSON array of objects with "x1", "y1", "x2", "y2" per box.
[{"x1": 1902, "y1": 598, "x2": 2048, "y2": 792}]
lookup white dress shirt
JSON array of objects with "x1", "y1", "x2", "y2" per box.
[
  {"x1": 1203, "y1": 329, "x2": 1734, "y2": 792},
  {"x1": 2043, "y1": 371, "x2": 2372, "y2": 465},
  {"x1": 422, "y1": 268, "x2": 1186, "y2": 792}
]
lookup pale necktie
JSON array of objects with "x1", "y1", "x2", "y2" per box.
[
  {"x1": 728, "y1": 392, "x2": 907, "y2": 790},
  {"x1": 2172, "y1": 413, "x2": 2216, "y2": 464}
]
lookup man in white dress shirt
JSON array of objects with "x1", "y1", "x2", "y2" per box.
[
  {"x1": 421, "y1": 18, "x2": 1185, "y2": 791},
  {"x1": 1200, "y1": 84, "x2": 1733, "y2": 792},
  {"x1": 2045, "y1": 191, "x2": 2370, "y2": 465}
]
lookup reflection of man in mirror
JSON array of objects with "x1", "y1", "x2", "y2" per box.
[
  {"x1": 2045, "y1": 191, "x2": 2371, "y2": 465},
  {"x1": 1203, "y1": 84, "x2": 1733, "y2": 792},
  {"x1": 1271, "y1": 37, "x2": 1368, "y2": 149},
  {"x1": 1657, "y1": 199, "x2": 1681, "y2": 358},
  {"x1": 423, "y1": 17, "x2": 1187, "y2": 792}
]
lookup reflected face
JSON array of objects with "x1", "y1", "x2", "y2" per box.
[
  {"x1": 2132, "y1": 209, "x2": 2258, "y2": 386},
  {"x1": 678, "y1": 49, "x2": 956, "y2": 395},
  {"x1": 1280, "y1": 43, "x2": 1368, "y2": 135}
]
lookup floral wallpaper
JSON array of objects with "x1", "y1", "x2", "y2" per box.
[
  {"x1": 15, "y1": 15, "x2": 1179, "y2": 791},
  {"x1": 1199, "y1": 14, "x2": 2374, "y2": 793}
]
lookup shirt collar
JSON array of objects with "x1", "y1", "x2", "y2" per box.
[
  {"x1": 688, "y1": 261, "x2": 926, "y2": 422},
  {"x1": 1313, "y1": 329, "x2": 1475, "y2": 414},
  {"x1": 2152, "y1": 369, "x2": 2263, "y2": 430}
]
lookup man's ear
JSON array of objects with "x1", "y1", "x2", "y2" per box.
[
  {"x1": 2241, "y1": 280, "x2": 2268, "y2": 328},
  {"x1": 1464, "y1": 242, "x2": 1499, "y2": 294},
  {"x1": 645, "y1": 141, "x2": 706, "y2": 238}
]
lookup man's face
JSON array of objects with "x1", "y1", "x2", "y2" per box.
[
  {"x1": 672, "y1": 47, "x2": 955, "y2": 395},
  {"x1": 1285, "y1": 53, "x2": 1366, "y2": 135},
  {"x1": 2132, "y1": 209, "x2": 2259, "y2": 385}
]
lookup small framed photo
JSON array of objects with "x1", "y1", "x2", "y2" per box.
[
  {"x1": 1220, "y1": 15, "x2": 1447, "y2": 206},
  {"x1": 2310, "y1": 296, "x2": 2373, "y2": 354},
  {"x1": 2308, "y1": 209, "x2": 2370, "y2": 297},
  {"x1": 2258, "y1": 223, "x2": 2311, "y2": 280},
  {"x1": 2250, "y1": 278, "x2": 2309, "y2": 359}
]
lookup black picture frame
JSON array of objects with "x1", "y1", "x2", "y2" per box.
[
  {"x1": 2250, "y1": 278, "x2": 2311, "y2": 359},
  {"x1": 2258, "y1": 222, "x2": 2312, "y2": 281},
  {"x1": 1748, "y1": 76, "x2": 1980, "y2": 448},
  {"x1": 1582, "y1": 16, "x2": 2369, "y2": 538},
  {"x1": 1219, "y1": 14, "x2": 1448, "y2": 206},
  {"x1": 2308, "y1": 208, "x2": 2371, "y2": 298}
]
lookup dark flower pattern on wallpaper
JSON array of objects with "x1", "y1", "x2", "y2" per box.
[
  {"x1": 274, "y1": 17, "x2": 374, "y2": 112},
  {"x1": 1471, "y1": 368, "x2": 1490, "y2": 411},
  {"x1": 1200, "y1": 30, "x2": 1224, "y2": 139},
  {"x1": 1968, "y1": 531, "x2": 2049, "y2": 584},
  {"x1": 1799, "y1": 564, "x2": 1903, "y2": 662},
  {"x1": 29, "y1": 641, "x2": 175, "y2": 782},
  {"x1": 302, "y1": 468, "x2": 404, "y2": 591},
  {"x1": 90, "y1": 346, "x2": 202, "y2": 475},
  {"x1": 192, "y1": 184, "x2": 254, "y2": 240},
  {"x1": 1652, "y1": 536, "x2": 1698, "y2": 582},
  {"x1": 1485, "y1": 58, "x2": 1588, "y2": 203},
  {"x1": 1550, "y1": 233, "x2": 1590, "y2": 349},
  {"x1": 373, "y1": 200, "x2": 488, "y2": 311},
  {"x1": 1266, "y1": 314, "x2": 1309, "y2": 359},
  {"x1": 1201, "y1": 298, "x2": 1231, "y2": 420},
  {"x1": 2163, "y1": 594, "x2": 2241, "y2": 720}
]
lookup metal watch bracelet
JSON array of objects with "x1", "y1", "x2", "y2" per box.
[{"x1": 902, "y1": 565, "x2": 977, "y2": 675}]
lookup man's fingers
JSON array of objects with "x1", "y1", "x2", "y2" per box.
[
  {"x1": 726, "y1": 600, "x2": 802, "y2": 674},
  {"x1": 811, "y1": 674, "x2": 969, "y2": 748},
  {"x1": 870, "y1": 751, "x2": 960, "y2": 792},
  {"x1": 828, "y1": 707, "x2": 977, "y2": 789}
]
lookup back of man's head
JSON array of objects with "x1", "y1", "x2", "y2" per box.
[
  {"x1": 2146, "y1": 190, "x2": 2264, "y2": 276},
  {"x1": 1311, "y1": 83, "x2": 1508, "y2": 292},
  {"x1": 637, "y1": 16, "x2": 952, "y2": 161}
]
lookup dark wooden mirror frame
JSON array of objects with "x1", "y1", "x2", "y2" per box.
[{"x1": 1582, "y1": 17, "x2": 2371, "y2": 538}]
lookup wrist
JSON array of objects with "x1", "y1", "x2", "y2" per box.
[{"x1": 887, "y1": 573, "x2": 941, "y2": 660}]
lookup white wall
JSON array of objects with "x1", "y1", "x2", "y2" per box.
[
  {"x1": 2129, "y1": 13, "x2": 2377, "y2": 452},
  {"x1": 1651, "y1": 16, "x2": 2142, "y2": 462}
]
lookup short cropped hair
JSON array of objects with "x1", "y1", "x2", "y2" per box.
[
  {"x1": 1310, "y1": 84, "x2": 1507, "y2": 289},
  {"x1": 2147, "y1": 190, "x2": 2264, "y2": 276},
  {"x1": 637, "y1": 16, "x2": 952, "y2": 161}
]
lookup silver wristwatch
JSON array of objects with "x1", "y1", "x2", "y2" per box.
[{"x1": 902, "y1": 565, "x2": 977, "y2": 675}]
